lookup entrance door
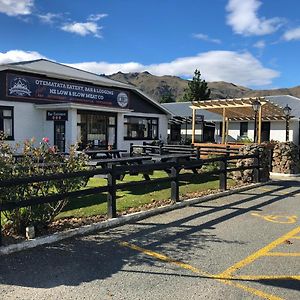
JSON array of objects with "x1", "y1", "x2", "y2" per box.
[
  {"x1": 261, "y1": 122, "x2": 270, "y2": 142},
  {"x1": 54, "y1": 121, "x2": 65, "y2": 152}
]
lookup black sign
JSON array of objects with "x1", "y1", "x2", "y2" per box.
[
  {"x1": 6, "y1": 73, "x2": 129, "y2": 109},
  {"x1": 46, "y1": 111, "x2": 68, "y2": 121}
]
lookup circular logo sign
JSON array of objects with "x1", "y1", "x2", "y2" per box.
[{"x1": 117, "y1": 92, "x2": 129, "y2": 108}]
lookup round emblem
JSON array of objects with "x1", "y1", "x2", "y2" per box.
[{"x1": 117, "y1": 92, "x2": 129, "y2": 108}]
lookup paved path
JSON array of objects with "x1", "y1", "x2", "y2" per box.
[{"x1": 1, "y1": 180, "x2": 300, "y2": 299}]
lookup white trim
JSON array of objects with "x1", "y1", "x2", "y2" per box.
[{"x1": 35, "y1": 103, "x2": 133, "y2": 113}]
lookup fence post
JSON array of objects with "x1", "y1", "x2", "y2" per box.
[
  {"x1": 142, "y1": 142, "x2": 146, "y2": 155},
  {"x1": 170, "y1": 164, "x2": 179, "y2": 202},
  {"x1": 107, "y1": 165, "x2": 117, "y2": 218},
  {"x1": 219, "y1": 157, "x2": 227, "y2": 191},
  {"x1": 253, "y1": 152, "x2": 260, "y2": 183},
  {"x1": 129, "y1": 143, "x2": 133, "y2": 157},
  {"x1": 226, "y1": 145, "x2": 230, "y2": 157},
  {"x1": 196, "y1": 146, "x2": 200, "y2": 160},
  {"x1": 159, "y1": 144, "x2": 163, "y2": 155},
  {"x1": 0, "y1": 209, "x2": 2, "y2": 246}
]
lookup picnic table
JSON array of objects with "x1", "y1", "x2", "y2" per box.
[
  {"x1": 151, "y1": 153, "x2": 199, "y2": 174},
  {"x1": 83, "y1": 149, "x2": 127, "y2": 159},
  {"x1": 87, "y1": 156, "x2": 153, "y2": 180}
]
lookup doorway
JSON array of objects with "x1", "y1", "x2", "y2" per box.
[
  {"x1": 261, "y1": 121, "x2": 270, "y2": 142},
  {"x1": 54, "y1": 121, "x2": 65, "y2": 152}
]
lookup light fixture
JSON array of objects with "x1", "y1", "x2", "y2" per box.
[
  {"x1": 252, "y1": 99, "x2": 261, "y2": 112},
  {"x1": 283, "y1": 104, "x2": 292, "y2": 117}
]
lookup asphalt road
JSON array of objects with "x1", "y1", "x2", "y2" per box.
[{"x1": 1, "y1": 180, "x2": 300, "y2": 300}]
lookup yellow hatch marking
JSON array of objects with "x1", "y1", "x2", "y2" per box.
[
  {"x1": 119, "y1": 241, "x2": 282, "y2": 300},
  {"x1": 218, "y1": 226, "x2": 300, "y2": 278}
]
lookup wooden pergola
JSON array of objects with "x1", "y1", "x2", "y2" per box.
[{"x1": 190, "y1": 97, "x2": 287, "y2": 144}]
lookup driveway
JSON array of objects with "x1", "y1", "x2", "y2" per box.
[{"x1": 1, "y1": 180, "x2": 299, "y2": 299}]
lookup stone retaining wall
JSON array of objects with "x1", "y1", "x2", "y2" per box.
[
  {"x1": 272, "y1": 142, "x2": 299, "y2": 174},
  {"x1": 234, "y1": 144, "x2": 270, "y2": 184}
]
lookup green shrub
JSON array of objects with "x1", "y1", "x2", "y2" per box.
[{"x1": 0, "y1": 135, "x2": 89, "y2": 235}]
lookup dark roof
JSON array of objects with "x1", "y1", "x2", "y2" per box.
[{"x1": 265, "y1": 95, "x2": 300, "y2": 119}]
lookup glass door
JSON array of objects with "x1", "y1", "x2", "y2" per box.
[{"x1": 54, "y1": 121, "x2": 66, "y2": 152}]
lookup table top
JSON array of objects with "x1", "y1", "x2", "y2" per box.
[
  {"x1": 87, "y1": 155, "x2": 152, "y2": 166},
  {"x1": 84, "y1": 149, "x2": 127, "y2": 154}
]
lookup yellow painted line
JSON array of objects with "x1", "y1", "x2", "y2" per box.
[
  {"x1": 119, "y1": 241, "x2": 283, "y2": 300},
  {"x1": 265, "y1": 252, "x2": 300, "y2": 257},
  {"x1": 231, "y1": 275, "x2": 300, "y2": 281},
  {"x1": 291, "y1": 236, "x2": 300, "y2": 239},
  {"x1": 218, "y1": 226, "x2": 300, "y2": 278}
]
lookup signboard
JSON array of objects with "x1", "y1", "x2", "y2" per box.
[
  {"x1": 6, "y1": 73, "x2": 129, "y2": 109},
  {"x1": 46, "y1": 111, "x2": 68, "y2": 121}
]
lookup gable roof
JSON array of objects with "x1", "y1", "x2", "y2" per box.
[
  {"x1": 0, "y1": 59, "x2": 171, "y2": 116},
  {"x1": 162, "y1": 95, "x2": 300, "y2": 121}
]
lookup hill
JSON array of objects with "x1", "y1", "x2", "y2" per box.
[{"x1": 108, "y1": 71, "x2": 300, "y2": 102}]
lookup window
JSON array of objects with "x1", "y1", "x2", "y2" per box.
[
  {"x1": 240, "y1": 122, "x2": 248, "y2": 137},
  {"x1": 0, "y1": 106, "x2": 13, "y2": 140},
  {"x1": 124, "y1": 116, "x2": 158, "y2": 140}
]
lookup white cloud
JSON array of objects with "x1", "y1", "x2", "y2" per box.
[
  {"x1": 70, "y1": 51, "x2": 279, "y2": 87},
  {"x1": 38, "y1": 12, "x2": 61, "y2": 24},
  {"x1": 0, "y1": 0, "x2": 34, "y2": 16},
  {"x1": 226, "y1": 0, "x2": 283, "y2": 36},
  {"x1": 193, "y1": 33, "x2": 221, "y2": 44},
  {"x1": 253, "y1": 40, "x2": 266, "y2": 49},
  {"x1": 87, "y1": 14, "x2": 108, "y2": 22},
  {"x1": 61, "y1": 21, "x2": 103, "y2": 37},
  {"x1": 0, "y1": 49, "x2": 279, "y2": 88},
  {"x1": 283, "y1": 27, "x2": 300, "y2": 41},
  {"x1": 0, "y1": 50, "x2": 45, "y2": 64}
]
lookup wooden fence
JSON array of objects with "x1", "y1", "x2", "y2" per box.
[{"x1": 0, "y1": 152, "x2": 260, "y2": 246}]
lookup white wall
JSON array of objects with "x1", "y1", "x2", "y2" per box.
[{"x1": 0, "y1": 100, "x2": 45, "y2": 148}]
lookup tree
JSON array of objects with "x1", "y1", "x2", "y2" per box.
[
  {"x1": 160, "y1": 91, "x2": 175, "y2": 103},
  {"x1": 181, "y1": 69, "x2": 210, "y2": 102},
  {"x1": 159, "y1": 85, "x2": 176, "y2": 103}
]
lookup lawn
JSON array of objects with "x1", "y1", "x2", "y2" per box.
[{"x1": 57, "y1": 170, "x2": 235, "y2": 219}]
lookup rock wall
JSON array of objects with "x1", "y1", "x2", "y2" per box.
[
  {"x1": 234, "y1": 144, "x2": 270, "y2": 183},
  {"x1": 272, "y1": 142, "x2": 299, "y2": 174}
]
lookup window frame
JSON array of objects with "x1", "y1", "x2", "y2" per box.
[
  {"x1": 239, "y1": 122, "x2": 248, "y2": 137},
  {"x1": 124, "y1": 116, "x2": 159, "y2": 140},
  {"x1": 0, "y1": 106, "x2": 14, "y2": 140}
]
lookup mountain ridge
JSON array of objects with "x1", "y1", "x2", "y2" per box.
[{"x1": 107, "y1": 71, "x2": 300, "y2": 101}]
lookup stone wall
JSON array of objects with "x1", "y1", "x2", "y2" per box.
[
  {"x1": 234, "y1": 144, "x2": 270, "y2": 184},
  {"x1": 272, "y1": 142, "x2": 299, "y2": 174}
]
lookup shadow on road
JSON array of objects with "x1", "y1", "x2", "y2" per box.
[{"x1": 0, "y1": 180, "x2": 299, "y2": 293}]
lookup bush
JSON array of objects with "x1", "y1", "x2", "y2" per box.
[{"x1": 0, "y1": 135, "x2": 89, "y2": 235}]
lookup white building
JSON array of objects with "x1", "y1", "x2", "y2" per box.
[
  {"x1": 0, "y1": 59, "x2": 170, "y2": 151},
  {"x1": 163, "y1": 96, "x2": 300, "y2": 145}
]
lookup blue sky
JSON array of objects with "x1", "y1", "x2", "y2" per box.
[{"x1": 1, "y1": 0, "x2": 300, "y2": 90}]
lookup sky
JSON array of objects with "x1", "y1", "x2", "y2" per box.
[{"x1": 1, "y1": 0, "x2": 300, "y2": 90}]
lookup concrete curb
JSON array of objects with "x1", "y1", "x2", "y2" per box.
[
  {"x1": 0, "y1": 182, "x2": 268, "y2": 256},
  {"x1": 270, "y1": 172, "x2": 300, "y2": 178}
]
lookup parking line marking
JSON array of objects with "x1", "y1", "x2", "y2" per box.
[
  {"x1": 265, "y1": 252, "x2": 300, "y2": 257},
  {"x1": 119, "y1": 241, "x2": 282, "y2": 300},
  {"x1": 217, "y1": 226, "x2": 300, "y2": 278},
  {"x1": 251, "y1": 213, "x2": 297, "y2": 224},
  {"x1": 231, "y1": 275, "x2": 300, "y2": 281}
]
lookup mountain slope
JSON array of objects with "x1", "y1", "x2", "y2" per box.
[{"x1": 108, "y1": 71, "x2": 300, "y2": 102}]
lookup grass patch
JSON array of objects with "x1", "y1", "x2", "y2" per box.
[{"x1": 57, "y1": 171, "x2": 235, "y2": 219}]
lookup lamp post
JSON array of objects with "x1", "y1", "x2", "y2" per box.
[
  {"x1": 252, "y1": 99, "x2": 261, "y2": 143},
  {"x1": 283, "y1": 104, "x2": 292, "y2": 142}
]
